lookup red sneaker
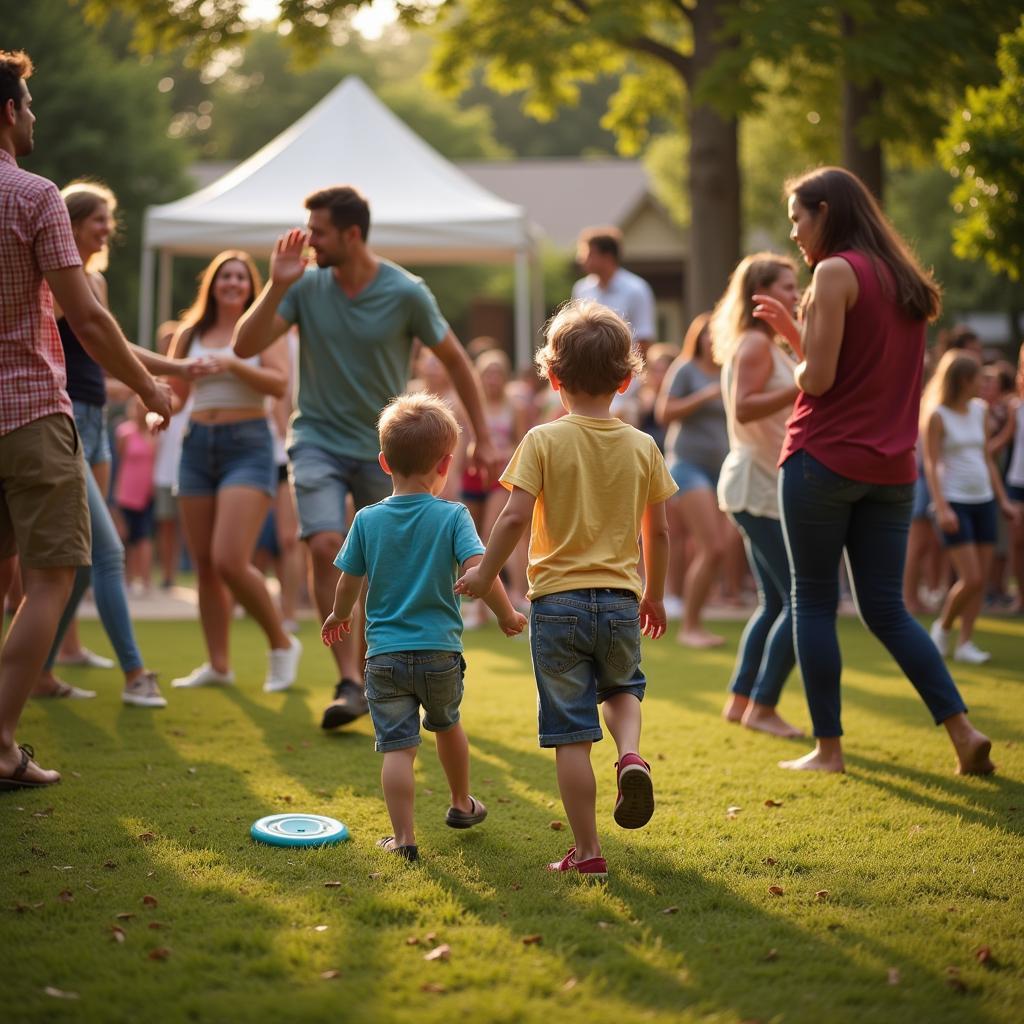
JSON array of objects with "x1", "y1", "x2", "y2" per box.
[
  {"x1": 614, "y1": 753, "x2": 654, "y2": 829},
  {"x1": 547, "y1": 846, "x2": 608, "y2": 880}
]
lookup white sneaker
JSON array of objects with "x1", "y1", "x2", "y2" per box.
[
  {"x1": 663, "y1": 595, "x2": 684, "y2": 620},
  {"x1": 122, "y1": 671, "x2": 168, "y2": 708},
  {"x1": 953, "y1": 640, "x2": 991, "y2": 664},
  {"x1": 264, "y1": 635, "x2": 302, "y2": 693},
  {"x1": 171, "y1": 662, "x2": 236, "y2": 688},
  {"x1": 929, "y1": 620, "x2": 950, "y2": 657}
]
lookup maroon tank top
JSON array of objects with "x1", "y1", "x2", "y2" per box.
[{"x1": 779, "y1": 249, "x2": 925, "y2": 485}]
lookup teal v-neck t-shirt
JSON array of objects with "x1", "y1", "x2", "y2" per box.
[
  {"x1": 334, "y1": 494, "x2": 485, "y2": 658},
  {"x1": 278, "y1": 259, "x2": 449, "y2": 461}
]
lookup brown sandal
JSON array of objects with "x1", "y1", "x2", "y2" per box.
[{"x1": 0, "y1": 744, "x2": 60, "y2": 791}]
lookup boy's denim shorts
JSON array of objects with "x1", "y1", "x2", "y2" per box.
[
  {"x1": 529, "y1": 588, "x2": 646, "y2": 748},
  {"x1": 364, "y1": 650, "x2": 465, "y2": 752}
]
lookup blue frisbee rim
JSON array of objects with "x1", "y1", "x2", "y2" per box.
[{"x1": 250, "y1": 813, "x2": 350, "y2": 847}]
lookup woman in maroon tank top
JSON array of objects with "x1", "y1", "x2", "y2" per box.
[{"x1": 752, "y1": 166, "x2": 994, "y2": 777}]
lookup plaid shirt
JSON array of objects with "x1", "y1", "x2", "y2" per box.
[{"x1": 0, "y1": 149, "x2": 80, "y2": 435}]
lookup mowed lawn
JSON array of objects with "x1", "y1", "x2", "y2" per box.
[{"x1": 2, "y1": 614, "x2": 1023, "y2": 1024}]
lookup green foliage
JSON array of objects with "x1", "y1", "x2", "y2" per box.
[
  {"x1": 13, "y1": 0, "x2": 190, "y2": 339},
  {"x1": 939, "y1": 19, "x2": 1024, "y2": 282},
  {"x1": 3, "y1": 615, "x2": 1024, "y2": 1022}
]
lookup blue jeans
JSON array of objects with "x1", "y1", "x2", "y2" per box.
[
  {"x1": 72, "y1": 400, "x2": 111, "y2": 466},
  {"x1": 47, "y1": 460, "x2": 144, "y2": 673},
  {"x1": 529, "y1": 588, "x2": 646, "y2": 747},
  {"x1": 727, "y1": 511, "x2": 795, "y2": 707},
  {"x1": 363, "y1": 651, "x2": 465, "y2": 752},
  {"x1": 779, "y1": 450, "x2": 967, "y2": 738}
]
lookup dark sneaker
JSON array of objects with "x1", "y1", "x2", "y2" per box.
[
  {"x1": 320, "y1": 678, "x2": 369, "y2": 730},
  {"x1": 614, "y1": 753, "x2": 654, "y2": 829},
  {"x1": 546, "y1": 846, "x2": 607, "y2": 880},
  {"x1": 376, "y1": 836, "x2": 419, "y2": 862}
]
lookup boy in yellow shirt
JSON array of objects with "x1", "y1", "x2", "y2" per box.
[{"x1": 457, "y1": 300, "x2": 676, "y2": 879}]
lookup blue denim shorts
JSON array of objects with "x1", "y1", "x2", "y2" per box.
[
  {"x1": 72, "y1": 400, "x2": 111, "y2": 466},
  {"x1": 530, "y1": 589, "x2": 646, "y2": 748},
  {"x1": 937, "y1": 499, "x2": 998, "y2": 548},
  {"x1": 178, "y1": 418, "x2": 276, "y2": 498},
  {"x1": 364, "y1": 650, "x2": 465, "y2": 752},
  {"x1": 669, "y1": 458, "x2": 719, "y2": 496},
  {"x1": 289, "y1": 443, "x2": 392, "y2": 540}
]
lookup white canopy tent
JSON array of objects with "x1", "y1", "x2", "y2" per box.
[{"x1": 140, "y1": 76, "x2": 541, "y2": 366}]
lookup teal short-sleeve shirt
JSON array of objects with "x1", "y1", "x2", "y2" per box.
[{"x1": 278, "y1": 259, "x2": 449, "y2": 460}]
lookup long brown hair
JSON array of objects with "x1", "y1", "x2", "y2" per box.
[
  {"x1": 920, "y1": 350, "x2": 980, "y2": 432},
  {"x1": 786, "y1": 166, "x2": 941, "y2": 323},
  {"x1": 172, "y1": 250, "x2": 261, "y2": 355},
  {"x1": 61, "y1": 180, "x2": 117, "y2": 273},
  {"x1": 679, "y1": 312, "x2": 714, "y2": 365}
]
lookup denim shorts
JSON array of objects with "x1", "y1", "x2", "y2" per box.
[
  {"x1": 289, "y1": 443, "x2": 392, "y2": 539},
  {"x1": 178, "y1": 418, "x2": 276, "y2": 498},
  {"x1": 669, "y1": 458, "x2": 719, "y2": 496},
  {"x1": 937, "y1": 499, "x2": 998, "y2": 548},
  {"x1": 72, "y1": 400, "x2": 111, "y2": 466},
  {"x1": 530, "y1": 589, "x2": 646, "y2": 747},
  {"x1": 364, "y1": 650, "x2": 465, "y2": 752}
]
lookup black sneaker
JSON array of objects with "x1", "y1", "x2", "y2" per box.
[{"x1": 320, "y1": 678, "x2": 369, "y2": 730}]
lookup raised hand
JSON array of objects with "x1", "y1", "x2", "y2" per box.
[
  {"x1": 270, "y1": 229, "x2": 310, "y2": 288},
  {"x1": 752, "y1": 293, "x2": 801, "y2": 348}
]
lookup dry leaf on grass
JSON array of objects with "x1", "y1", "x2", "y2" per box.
[
  {"x1": 549, "y1": 820, "x2": 564, "y2": 831},
  {"x1": 562, "y1": 977, "x2": 578, "y2": 991},
  {"x1": 522, "y1": 935, "x2": 542, "y2": 946},
  {"x1": 111, "y1": 926, "x2": 126, "y2": 944},
  {"x1": 148, "y1": 922, "x2": 166, "y2": 931},
  {"x1": 425, "y1": 931, "x2": 438, "y2": 943},
  {"x1": 148, "y1": 947, "x2": 171, "y2": 961},
  {"x1": 596, "y1": 921, "x2": 614, "y2": 930},
  {"x1": 57, "y1": 890, "x2": 73, "y2": 903},
  {"x1": 323, "y1": 881, "x2": 343, "y2": 888},
  {"x1": 33, "y1": 807, "x2": 54, "y2": 818},
  {"x1": 727, "y1": 805, "x2": 742, "y2": 814},
  {"x1": 662, "y1": 906, "x2": 679, "y2": 915},
  {"x1": 43, "y1": 986, "x2": 79, "y2": 1000},
  {"x1": 314, "y1": 925, "x2": 329, "y2": 933},
  {"x1": 141, "y1": 895, "x2": 158, "y2": 908},
  {"x1": 423, "y1": 944, "x2": 451, "y2": 962},
  {"x1": 368, "y1": 872, "x2": 382, "y2": 880},
  {"x1": 30, "y1": 846, "x2": 45, "y2": 856},
  {"x1": 768, "y1": 886, "x2": 785, "y2": 897},
  {"x1": 762, "y1": 857, "x2": 777, "y2": 866},
  {"x1": 764, "y1": 799, "x2": 783, "y2": 808},
  {"x1": 887, "y1": 968, "x2": 901, "y2": 986},
  {"x1": 975, "y1": 946, "x2": 993, "y2": 965},
  {"x1": 420, "y1": 982, "x2": 446, "y2": 994},
  {"x1": 320, "y1": 970, "x2": 341, "y2": 980},
  {"x1": 115, "y1": 912, "x2": 135, "y2": 921},
  {"x1": 137, "y1": 831, "x2": 156, "y2": 843},
  {"x1": 763, "y1": 949, "x2": 778, "y2": 962},
  {"x1": 405, "y1": 936, "x2": 421, "y2": 946},
  {"x1": 815, "y1": 890, "x2": 830, "y2": 902}
]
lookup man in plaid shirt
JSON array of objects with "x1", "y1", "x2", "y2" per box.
[{"x1": 0, "y1": 51, "x2": 172, "y2": 791}]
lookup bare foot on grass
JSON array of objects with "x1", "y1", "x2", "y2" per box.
[
  {"x1": 722, "y1": 694, "x2": 749, "y2": 723},
  {"x1": 953, "y1": 732, "x2": 996, "y2": 775},
  {"x1": 779, "y1": 747, "x2": 844, "y2": 773},
  {"x1": 743, "y1": 703, "x2": 805, "y2": 738},
  {"x1": 677, "y1": 628, "x2": 725, "y2": 649}
]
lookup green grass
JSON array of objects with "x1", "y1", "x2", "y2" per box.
[{"x1": 2, "y1": 615, "x2": 1023, "y2": 1024}]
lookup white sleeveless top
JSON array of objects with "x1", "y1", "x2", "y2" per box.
[
  {"x1": 189, "y1": 335, "x2": 267, "y2": 415},
  {"x1": 935, "y1": 398, "x2": 992, "y2": 503},
  {"x1": 717, "y1": 340, "x2": 796, "y2": 519}
]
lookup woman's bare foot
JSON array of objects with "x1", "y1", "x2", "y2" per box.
[
  {"x1": 31, "y1": 672, "x2": 96, "y2": 699},
  {"x1": 722, "y1": 694, "x2": 749, "y2": 723},
  {"x1": 779, "y1": 740, "x2": 844, "y2": 772},
  {"x1": 743, "y1": 703, "x2": 805, "y2": 738},
  {"x1": 944, "y1": 715, "x2": 996, "y2": 775},
  {"x1": 677, "y1": 628, "x2": 725, "y2": 648}
]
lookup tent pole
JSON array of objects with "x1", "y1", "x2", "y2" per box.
[
  {"x1": 530, "y1": 241, "x2": 544, "y2": 349},
  {"x1": 514, "y1": 248, "x2": 530, "y2": 371},
  {"x1": 138, "y1": 246, "x2": 155, "y2": 349},
  {"x1": 155, "y1": 250, "x2": 173, "y2": 345}
]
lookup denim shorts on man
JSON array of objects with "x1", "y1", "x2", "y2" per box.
[
  {"x1": 178, "y1": 417, "x2": 276, "y2": 498},
  {"x1": 363, "y1": 651, "x2": 465, "y2": 752},
  {"x1": 530, "y1": 588, "x2": 646, "y2": 747},
  {"x1": 289, "y1": 442, "x2": 392, "y2": 540}
]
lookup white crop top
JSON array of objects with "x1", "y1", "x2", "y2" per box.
[{"x1": 189, "y1": 336, "x2": 267, "y2": 414}]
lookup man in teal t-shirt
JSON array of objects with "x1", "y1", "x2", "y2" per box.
[{"x1": 235, "y1": 185, "x2": 499, "y2": 731}]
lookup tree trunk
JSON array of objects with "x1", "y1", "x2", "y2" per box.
[
  {"x1": 686, "y1": 0, "x2": 741, "y2": 318},
  {"x1": 841, "y1": 13, "x2": 884, "y2": 202}
]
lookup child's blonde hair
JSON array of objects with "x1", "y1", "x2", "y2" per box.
[
  {"x1": 378, "y1": 393, "x2": 461, "y2": 476},
  {"x1": 536, "y1": 299, "x2": 644, "y2": 396}
]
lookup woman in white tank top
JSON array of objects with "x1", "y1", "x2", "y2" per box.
[
  {"x1": 168, "y1": 251, "x2": 302, "y2": 693},
  {"x1": 922, "y1": 351, "x2": 1020, "y2": 663},
  {"x1": 1006, "y1": 349, "x2": 1024, "y2": 610},
  {"x1": 712, "y1": 253, "x2": 805, "y2": 739}
]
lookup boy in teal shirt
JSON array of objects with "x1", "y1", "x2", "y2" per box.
[{"x1": 322, "y1": 393, "x2": 526, "y2": 861}]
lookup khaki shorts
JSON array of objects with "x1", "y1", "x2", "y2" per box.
[{"x1": 0, "y1": 413, "x2": 91, "y2": 569}]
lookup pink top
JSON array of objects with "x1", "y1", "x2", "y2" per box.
[
  {"x1": 779, "y1": 249, "x2": 925, "y2": 485},
  {"x1": 115, "y1": 421, "x2": 156, "y2": 511},
  {"x1": 0, "y1": 150, "x2": 81, "y2": 435}
]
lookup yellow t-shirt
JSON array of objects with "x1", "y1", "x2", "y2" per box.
[{"x1": 501, "y1": 414, "x2": 677, "y2": 600}]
